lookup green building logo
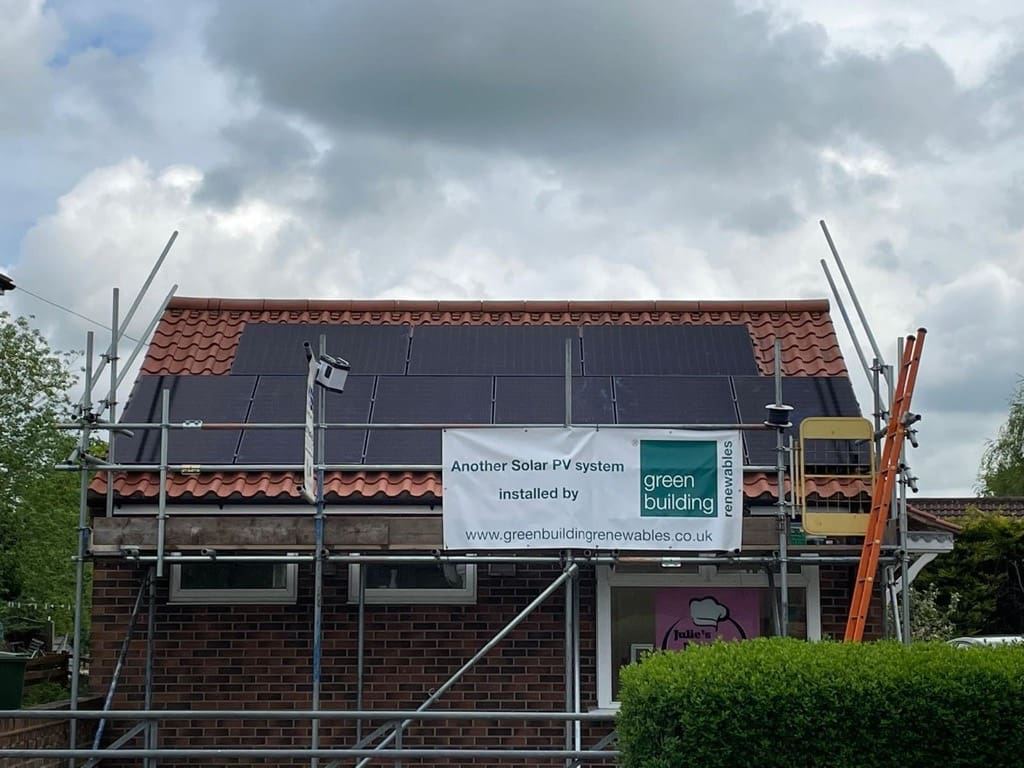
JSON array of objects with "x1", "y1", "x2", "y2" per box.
[{"x1": 639, "y1": 440, "x2": 718, "y2": 517}]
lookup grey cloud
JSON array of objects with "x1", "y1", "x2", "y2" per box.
[
  {"x1": 1003, "y1": 173, "x2": 1024, "y2": 230},
  {"x1": 869, "y1": 239, "x2": 898, "y2": 270},
  {"x1": 204, "y1": 1, "x2": 980, "y2": 165},
  {"x1": 195, "y1": 111, "x2": 318, "y2": 205},
  {"x1": 723, "y1": 193, "x2": 799, "y2": 235}
]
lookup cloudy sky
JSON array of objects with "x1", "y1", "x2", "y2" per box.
[{"x1": 3, "y1": 0, "x2": 1023, "y2": 497}]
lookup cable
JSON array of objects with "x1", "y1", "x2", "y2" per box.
[{"x1": 14, "y1": 286, "x2": 140, "y2": 343}]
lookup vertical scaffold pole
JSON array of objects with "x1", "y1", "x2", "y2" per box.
[
  {"x1": 898, "y1": 337, "x2": 912, "y2": 644},
  {"x1": 775, "y1": 339, "x2": 789, "y2": 637},
  {"x1": 144, "y1": 565, "x2": 157, "y2": 768},
  {"x1": 564, "y1": 553, "x2": 574, "y2": 767},
  {"x1": 105, "y1": 289, "x2": 118, "y2": 518},
  {"x1": 311, "y1": 334, "x2": 326, "y2": 767},
  {"x1": 69, "y1": 332, "x2": 94, "y2": 768},
  {"x1": 155, "y1": 390, "x2": 169, "y2": 578}
]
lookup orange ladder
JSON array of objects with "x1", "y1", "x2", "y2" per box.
[{"x1": 844, "y1": 328, "x2": 926, "y2": 642}]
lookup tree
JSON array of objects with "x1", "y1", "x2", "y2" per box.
[
  {"x1": 977, "y1": 378, "x2": 1024, "y2": 496},
  {"x1": 0, "y1": 311, "x2": 81, "y2": 636},
  {"x1": 916, "y1": 510, "x2": 1024, "y2": 635}
]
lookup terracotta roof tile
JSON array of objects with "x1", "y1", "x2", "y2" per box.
[
  {"x1": 92, "y1": 471, "x2": 443, "y2": 502},
  {"x1": 92, "y1": 470, "x2": 861, "y2": 504}
]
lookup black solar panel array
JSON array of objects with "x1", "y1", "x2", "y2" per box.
[
  {"x1": 409, "y1": 326, "x2": 581, "y2": 375},
  {"x1": 232, "y1": 324, "x2": 410, "y2": 375},
  {"x1": 115, "y1": 375, "x2": 257, "y2": 463},
  {"x1": 112, "y1": 322, "x2": 860, "y2": 468},
  {"x1": 732, "y1": 376, "x2": 863, "y2": 466},
  {"x1": 582, "y1": 325, "x2": 758, "y2": 375}
]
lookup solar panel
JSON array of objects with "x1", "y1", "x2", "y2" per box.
[
  {"x1": 232, "y1": 323, "x2": 410, "y2": 375},
  {"x1": 235, "y1": 375, "x2": 374, "y2": 465},
  {"x1": 613, "y1": 376, "x2": 737, "y2": 424},
  {"x1": 492, "y1": 376, "x2": 616, "y2": 425},
  {"x1": 732, "y1": 376, "x2": 863, "y2": 466},
  {"x1": 582, "y1": 325, "x2": 758, "y2": 375},
  {"x1": 408, "y1": 326, "x2": 581, "y2": 375},
  {"x1": 364, "y1": 376, "x2": 493, "y2": 465},
  {"x1": 114, "y1": 375, "x2": 257, "y2": 464}
]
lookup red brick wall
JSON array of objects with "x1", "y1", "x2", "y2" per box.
[
  {"x1": 89, "y1": 559, "x2": 876, "y2": 766},
  {"x1": 91, "y1": 560, "x2": 599, "y2": 766},
  {"x1": 0, "y1": 704, "x2": 98, "y2": 768},
  {"x1": 819, "y1": 564, "x2": 884, "y2": 640}
]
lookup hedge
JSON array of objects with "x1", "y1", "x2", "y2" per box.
[{"x1": 617, "y1": 638, "x2": 1024, "y2": 768}]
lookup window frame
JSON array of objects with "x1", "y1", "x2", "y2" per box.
[
  {"x1": 168, "y1": 561, "x2": 298, "y2": 605},
  {"x1": 347, "y1": 563, "x2": 478, "y2": 605},
  {"x1": 595, "y1": 564, "x2": 820, "y2": 709}
]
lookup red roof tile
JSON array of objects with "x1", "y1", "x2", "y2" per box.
[{"x1": 93, "y1": 470, "x2": 861, "y2": 503}]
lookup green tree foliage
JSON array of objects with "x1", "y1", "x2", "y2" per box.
[
  {"x1": 0, "y1": 312, "x2": 82, "y2": 635},
  {"x1": 977, "y1": 378, "x2": 1024, "y2": 495},
  {"x1": 917, "y1": 511, "x2": 1024, "y2": 636},
  {"x1": 889, "y1": 584, "x2": 960, "y2": 642}
]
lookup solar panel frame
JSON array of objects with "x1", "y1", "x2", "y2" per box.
[
  {"x1": 613, "y1": 376, "x2": 738, "y2": 425},
  {"x1": 582, "y1": 325, "x2": 758, "y2": 376},
  {"x1": 492, "y1": 376, "x2": 617, "y2": 425},
  {"x1": 732, "y1": 376, "x2": 863, "y2": 466},
  {"x1": 364, "y1": 375, "x2": 493, "y2": 465},
  {"x1": 231, "y1": 323, "x2": 410, "y2": 376},
  {"x1": 408, "y1": 325, "x2": 581, "y2": 375},
  {"x1": 114, "y1": 375, "x2": 257, "y2": 464},
  {"x1": 235, "y1": 375, "x2": 375, "y2": 465}
]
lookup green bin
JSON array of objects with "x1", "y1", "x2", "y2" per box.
[{"x1": 0, "y1": 652, "x2": 30, "y2": 709}]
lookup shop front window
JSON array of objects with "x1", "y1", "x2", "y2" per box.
[{"x1": 597, "y1": 567, "x2": 819, "y2": 706}]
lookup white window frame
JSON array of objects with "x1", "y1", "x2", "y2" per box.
[
  {"x1": 347, "y1": 563, "x2": 477, "y2": 605},
  {"x1": 595, "y1": 564, "x2": 820, "y2": 709},
  {"x1": 169, "y1": 561, "x2": 298, "y2": 605}
]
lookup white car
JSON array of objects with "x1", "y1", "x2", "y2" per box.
[{"x1": 948, "y1": 635, "x2": 1024, "y2": 648}]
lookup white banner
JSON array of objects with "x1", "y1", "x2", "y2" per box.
[{"x1": 442, "y1": 428, "x2": 742, "y2": 551}]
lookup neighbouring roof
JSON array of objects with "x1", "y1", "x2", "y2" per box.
[
  {"x1": 93, "y1": 297, "x2": 861, "y2": 504},
  {"x1": 910, "y1": 497, "x2": 1024, "y2": 519}
]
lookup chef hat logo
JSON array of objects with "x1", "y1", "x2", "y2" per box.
[{"x1": 690, "y1": 597, "x2": 729, "y2": 627}]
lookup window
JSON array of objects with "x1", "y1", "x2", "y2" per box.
[
  {"x1": 347, "y1": 563, "x2": 477, "y2": 605},
  {"x1": 595, "y1": 565, "x2": 820, "y2": 708},
  {"x1": 169, "y1": 561, "x2": 298, "y2": 604}
]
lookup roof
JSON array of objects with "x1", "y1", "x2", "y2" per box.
[
  {"x1": 95, "y1": 296, "x2": 857, "y2": 504},
  {"x1": 143, "y1": 298, "x2": 845, "y2": 377},
  {"x1": 909, "y1": 497, "x2": 1024, "y2": 519},
  {"x1": 0, "y1": 272, "x2": 14, "y2": 292}
]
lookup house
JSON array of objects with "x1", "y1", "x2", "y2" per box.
[{"x1": 84, "y1": 297, "x2": 952, "y2": 763}]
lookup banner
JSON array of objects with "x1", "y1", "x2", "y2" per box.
[{"x1": 442, "y1": 428, "x2": 742, "y2": 551}]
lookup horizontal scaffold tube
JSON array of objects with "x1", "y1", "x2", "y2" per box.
[{"x1": 0, "y1": 709, "x2": 616, "y2": 721}]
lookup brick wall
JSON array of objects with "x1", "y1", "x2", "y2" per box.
[
  {"x1": 91, "y1": 560, "x2": 599, "y2": 766},
  {"x1": 0, "y1": 702, "x2": 98, "y2": 768},
  {"x1": 88, "y1": 559, "x2": 876, "y2": 767},
  {"x1": 819, "y1": 564, "x2": 883, "y2": 640}
]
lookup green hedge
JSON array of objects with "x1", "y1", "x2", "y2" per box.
[{"x1": 617, "y1": 638, "x2": 1024, "y2": 768}]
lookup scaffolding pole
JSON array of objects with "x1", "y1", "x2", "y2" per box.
[
  {"x1": 69, "y1": 331, "x2": 94, "y2": 768},
  {"x1": 311, "y1": 334, "x2": 327, "y2": 767}
]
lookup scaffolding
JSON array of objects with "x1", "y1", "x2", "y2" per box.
[{"x1": 0, "y1": 227, "x2": 940, "y2": 765}]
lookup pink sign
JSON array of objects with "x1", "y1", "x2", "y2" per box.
[{"x1": 654, "y1": 588, "x2": 761, "y2": 650}]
